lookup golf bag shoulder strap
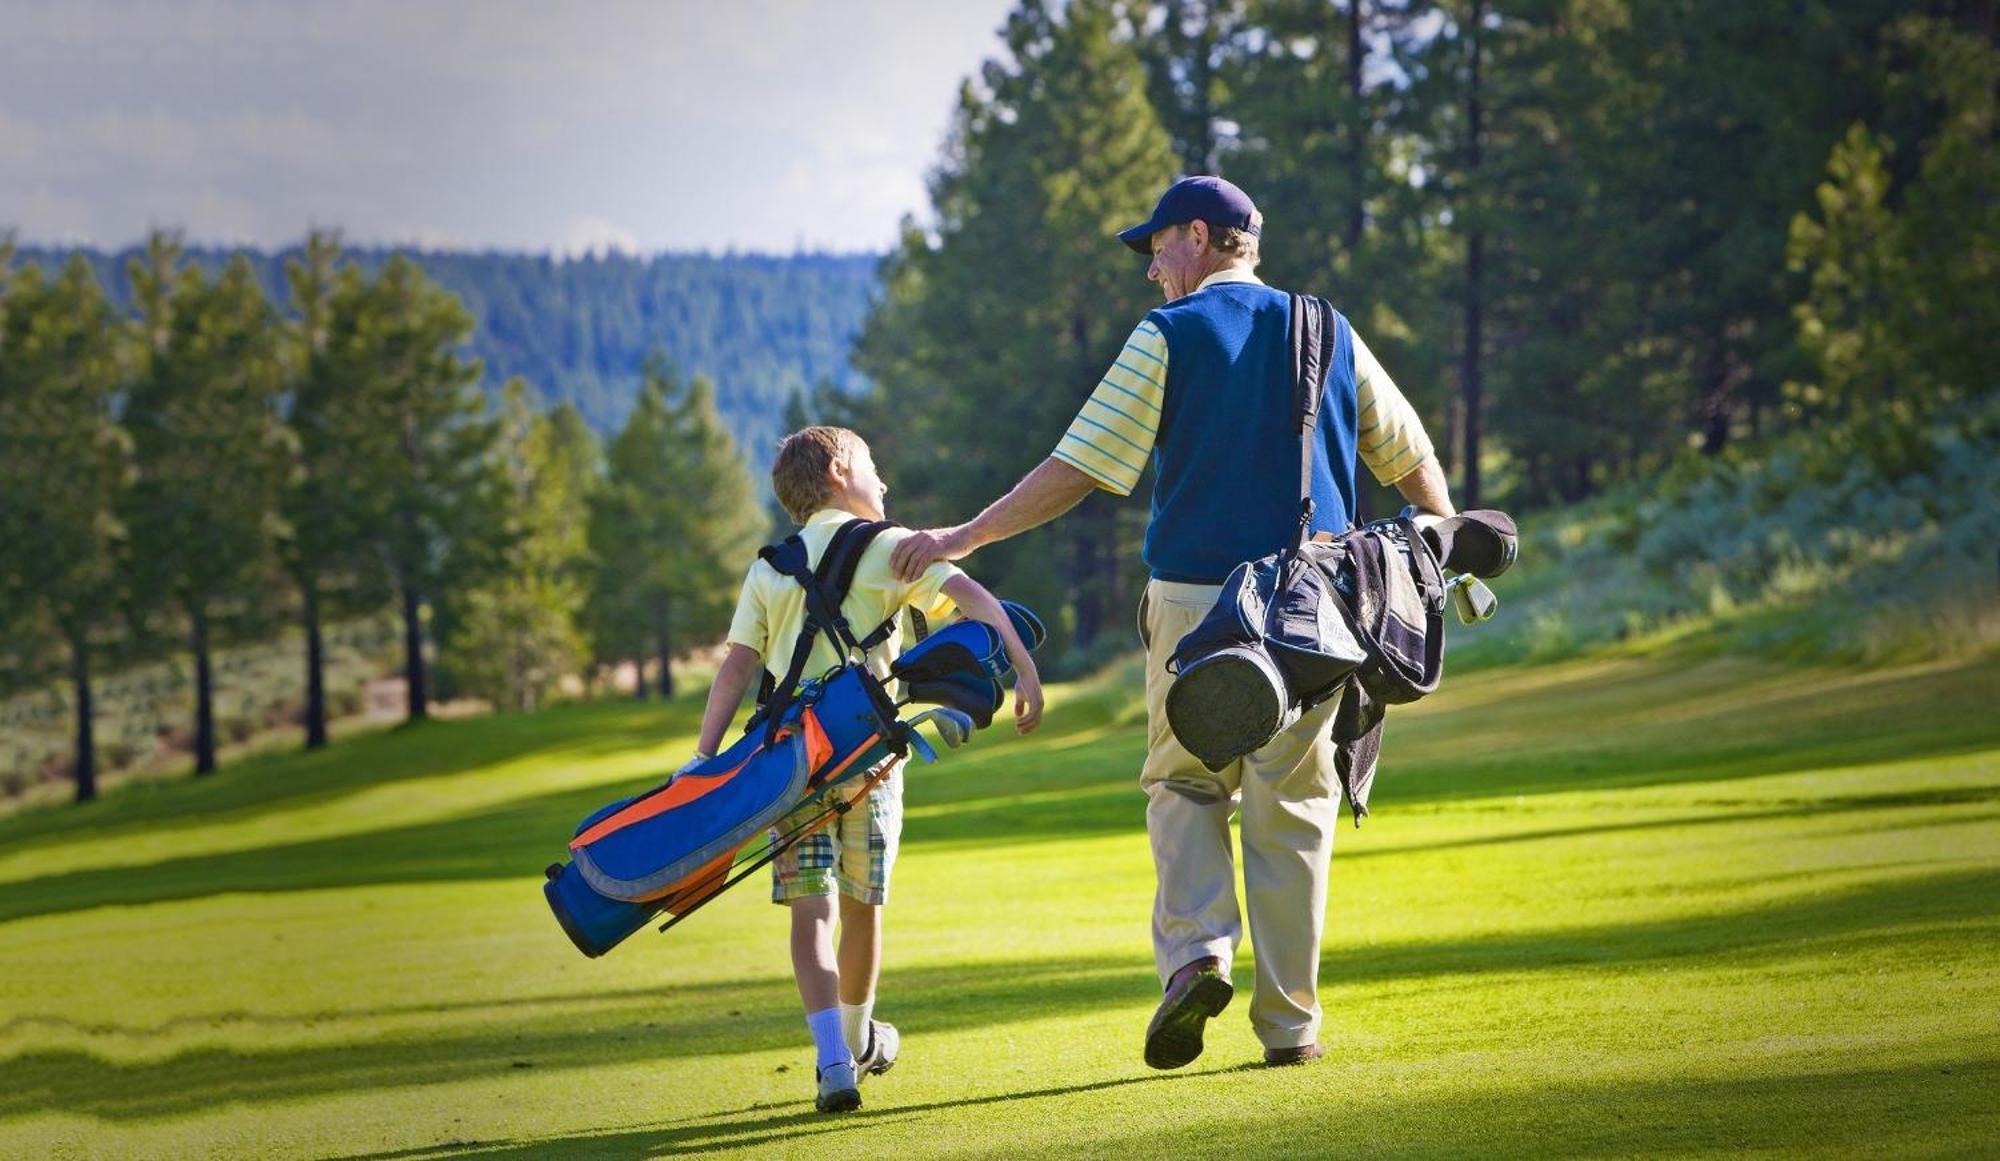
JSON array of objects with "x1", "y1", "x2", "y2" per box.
[
  {"x1": 1288, "y1": 293, "x2": 1337, "y2": 547},
  {"x1": 754, "y1": 519, "x2": 897, "y2": 740}
]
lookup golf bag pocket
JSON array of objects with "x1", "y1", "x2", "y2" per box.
[{"x1": 1165, "y1": 551, "x2": 1365, "y2": 771}]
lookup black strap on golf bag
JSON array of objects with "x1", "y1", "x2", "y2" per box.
[
  {"x1": 753, "y1": 518, "x2": 902, "y2": 745},
  {"x1": 1291, "y1": 293, "x2": 1447, "y2": 825},
  {"x1": 1289, "y1": 293, "x2": 1335, "y2": 550}
]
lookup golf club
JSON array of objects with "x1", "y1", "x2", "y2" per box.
[
  {"x1": 1446, "y1": 574, "x2": 1499, "y2": 624},
  {"x1": 907, "y1": 707, "x2": 976, "y2": 749}
]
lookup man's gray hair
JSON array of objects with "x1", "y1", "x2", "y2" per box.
[{"x1": 1195, "y1": 212, "x2": 1262, "y2": 267}]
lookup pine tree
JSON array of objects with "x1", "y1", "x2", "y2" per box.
[
  {"x1": 587, "y1": 364, "x2": 763, "y2": 699},
  {"x1": 354, "y1": 257, "x2": 506, "y2": 722},
  {"x1": 282, "y1": 229, "x2": 381, "y2": 749},
  {"x1": 122, "y1": 244, "x2": 292, "y2": 775},
  {"x1": 441, "y1": 382, "x2": 593, "y2": 712},
  {"x1": 657, "y1": 375, "x2": 767, "y2": 695},
  {"x1": 587, "y1": 374, "x2": 675, "y2": 698},
  {"x1": 853, "y1": 0, "x2": 1178, "y2": 655},
  {"x1": 0, "y1": 258, "x2": 131, "y2": 801}
]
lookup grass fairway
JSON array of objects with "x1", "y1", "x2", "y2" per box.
[{"x1": 3, "y1": 653, "x2": 1997, "y2": 1159}]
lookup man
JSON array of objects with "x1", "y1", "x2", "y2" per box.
[{"x1": 890, "y1": 175, "x2": 1456, "y2": 1067}]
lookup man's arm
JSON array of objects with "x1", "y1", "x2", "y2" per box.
[
  {"x1": 1391, "y1": 454, "x2": 1456, "y2": 518},
  {"x1": 890, "y1": 457, "x2": 1099, "y2": 581}
]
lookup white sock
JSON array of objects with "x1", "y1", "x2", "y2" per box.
[
  {"x1": 806, "y1": 1007, "x2": 850, "y2": 1072},
  {"x1": 839, "y1": 999, "x2": 875, "y2": 1056}
]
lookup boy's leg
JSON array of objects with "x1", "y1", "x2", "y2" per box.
[
  {"x1": 837, "y1": 895, "x2": 881, "y2": 1056},
  {"x1": 789, "y1": 895, "x2": 840, "y2": 1014},
  {"x1": 832, "y1": 762, "x2": 902, "y2": 1066},
  {"x1": 836, "y1": 895, "x2": 881, "y2": 1006},
  {"x1": 775, "y1": 822, "x2": 859, "y2": 1110}
]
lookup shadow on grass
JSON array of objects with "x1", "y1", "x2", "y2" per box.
[
  {"x1": 1060, "y1": 1057, "x2": 1999, "y2": 1161},
  {"x1": 332, "y1": 1073, "x2": 1213, "y2": 1160},
  {"x1": 3, "y1": 737, "x2": 1994, "y2": 927},
  {"x1": 305, "y1": 1054, "x2": 2000, "y2": 1158},
  {"x1": 0, "y1": 696, "x2": 703, "y2": 852},
  {"x1": 6, "y1": 867, "x2": 1995, "y2": 1123},
  {"x1": 0, "y1": 956, "x2": 1158, "y2": 1122}
]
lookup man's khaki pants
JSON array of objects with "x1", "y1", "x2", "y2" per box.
[{"x1": 1140, "y1": 579, "x2": 1343, "y2": 1051}]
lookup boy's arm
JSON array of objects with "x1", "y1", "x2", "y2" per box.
[
  {"x1": 691, "y1": 643, "x2": 763, "y2": 762},
  {"x1": 939, "y1": 573, "x2": 1044, "y2": 734}
]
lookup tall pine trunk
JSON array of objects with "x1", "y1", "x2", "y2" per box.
[
  {"x1": 1699, "y1": 335, "x2": 1733, "y2": 455},
  {"x1": 653, "y1": 594, "x2": 675, "y2": 700},
  {"x1": 1460, "y1": 0, "x2": 1486, "y2": 509},
  {"x1": 69, "y1": 629, "x2": 97, "y2": 804},
  {"x1": 302, "y1": 576, "x2": 328, "y2": 749},
  {"x1": 633, "y1": 655, "x2": 649, "y2": 700},
  {"x1": 1346, "y1": 0, "x2": 1366, "y2": 254},
  {"x1": 400, "y1": 578, "x2": 429, "y2": 721},
  {"x1": 191, "y1": 603, "x2": 217, "y2": 774}
]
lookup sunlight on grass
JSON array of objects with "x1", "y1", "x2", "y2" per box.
[{"x1": 2, "y1": 655, "x2": 1996, "y2": 1158}]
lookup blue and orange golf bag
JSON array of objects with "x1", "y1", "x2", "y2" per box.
[{"x1": 544, "y1": 519, "x2": 1043, "y2": 958}]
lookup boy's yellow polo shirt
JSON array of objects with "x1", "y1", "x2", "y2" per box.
[{"x1": 726, "y1": 508, "x2": 964, "y2": 682}]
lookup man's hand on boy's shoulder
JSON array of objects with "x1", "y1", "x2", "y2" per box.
[{"x1": 890, "y1": 525, "x2": 972, "y2": 582}]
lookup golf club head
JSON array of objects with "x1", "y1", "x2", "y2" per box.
[
  {"x1": 908, "y1": 707, "x2": 976, "y2": 749},
  {"x1": 1449, "y1": 575, "x2": 1499, "y2": 624},
  {"x1": 901, "y1": 724, "x2": 940, "y2": 764}
]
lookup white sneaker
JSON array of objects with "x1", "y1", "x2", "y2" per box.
[
  {"x1": 815, "y1": 1059, "x2": 861, "y2": 1113},
  {"x1": 855, "y1": 1019, "x2": 899, "y2": 1080}
]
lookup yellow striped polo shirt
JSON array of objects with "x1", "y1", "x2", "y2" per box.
[{"x1": 1053, "y1": 269, "x2": 1435, "y2": 496}]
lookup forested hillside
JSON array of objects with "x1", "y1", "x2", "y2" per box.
[{"x1": 18, "y1": 247, "x2": 879, "y2": 463}]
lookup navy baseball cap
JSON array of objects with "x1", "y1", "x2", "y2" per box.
[{"x1": 1117, "y1": 175, "x2": 1261, "y2": 255}]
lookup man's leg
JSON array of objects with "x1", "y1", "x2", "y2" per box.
[
  {"x1": 1237, "y1": 695, "x2": 1342, "y2": 1059},
  {"x1": 1139, "y1": 580, "x2": 1245, "y2": 982},
  {"x1": 1139, "y1": 581, "x2": 1243, "y2": 1068}
]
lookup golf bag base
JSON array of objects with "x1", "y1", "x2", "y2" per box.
[{"x1": 544, "y1": 860, "x2": 659, "y2": 959}]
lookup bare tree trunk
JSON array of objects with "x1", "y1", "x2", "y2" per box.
[
  {"x1": 191, "y1": 603, "x2": 217, "y2": 774},
  {"x1": 1699, "y1": 335, "x2": 1733, "y2": 456},
  {"x1": 401, "y1": 578, "x2": 429, "y2": 721},
  {"x1": 69, "y1": 630, "x2": 96, "y2": 804},
  {"x1": 654, "y1": 594, "x2": 675, "y2": 700},
  {"x1": 633, "y1": 655, "x2": 649, "y2": 700},
  {"x1": 1460, "y1": 0, "x2": 1486, "y2": 509},
  {"x1": 302, "y1": 577, "x2": 328, "y2": 749},
  {"x1": 1347, "y1": 0, "x2": 1367, "y2": 253}
]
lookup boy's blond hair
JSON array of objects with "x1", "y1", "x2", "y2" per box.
[{"x1": 772, "y1": 425, "x2": 867, "y2": 523}]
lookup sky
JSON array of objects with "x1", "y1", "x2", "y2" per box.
[{"x1": 1, "y1": 0, "x2": 1018, "y2": 255}]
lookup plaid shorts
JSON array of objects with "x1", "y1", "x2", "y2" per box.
[{"x1": 770, "y1": 760, "x2": 904, "y2": 905}]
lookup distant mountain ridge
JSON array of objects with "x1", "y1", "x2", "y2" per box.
[{"x1": 19, "y1": 246, "x2": 882, "y2": 465}]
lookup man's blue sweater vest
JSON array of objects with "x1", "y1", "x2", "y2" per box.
[{"x1": 1143, "y1": 282, "x2": 1359, "y2": 584}]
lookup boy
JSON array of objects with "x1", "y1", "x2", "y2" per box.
[{"x1": 685, "y1": 425, "x2": 1044, "y2": 1114}]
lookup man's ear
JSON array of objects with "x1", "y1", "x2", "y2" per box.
[{"x1": 1187, "y1": 220, "x2": 1210, "y2": 252}]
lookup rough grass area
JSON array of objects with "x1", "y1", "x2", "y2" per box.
[{"x1": 2, "y1": 653, "x2": 1996, "y2": 1158}]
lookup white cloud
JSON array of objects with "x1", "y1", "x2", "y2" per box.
[
  {"x1": 1, "y1": 0, "x2": 1016, "y2": 253},
  {"x1": 560, "y1": 216, "x2": 641, "y2": 259}
]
